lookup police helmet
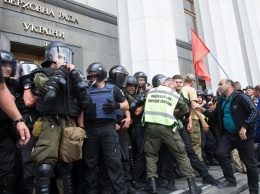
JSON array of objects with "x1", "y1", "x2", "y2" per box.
[
  {"x1": 133, "y1": 71, "x2": 147, "y2": 83},
  {"x1": 126, "y1": 76, "x2": 138, "y2": 86},
  {"x1": 16, "y1": 62, "x2": 40, "y2": 79},
  {"x1": 86, "y1": 62, "x2": 107, "y2": 82},
  {"x1": 204, "y1": 89, "x2": 214, "y2": 97},
  {"x1": 41, "y1": 41, "x2": 72, "y2": 67},
  {"x1": 197, "y1": 90, "x2": 204, "y2": 97},
  {"x1": 109, "y1": 65, "x2": 129, "y2": 88},
  {"x1": 152, "y1": 74, "x2": 167, "y2": 87},
  {"x1": 0, "y1": 49, "x2": 17, "y2": 77}
]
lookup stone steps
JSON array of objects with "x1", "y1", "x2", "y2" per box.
[{"x1": 171, "y1": 172, "x2": 248, "y2": 194}]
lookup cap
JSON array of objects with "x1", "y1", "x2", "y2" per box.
[
  {"x1": 184, "y1": 74, "x2": 196, "y2": 82},
  {"x1": 245, "y1": 86, "x2": 254, "y2": 90}
]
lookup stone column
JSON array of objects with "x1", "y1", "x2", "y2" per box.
[
  {"x1": 235, "y1": 0, "x2": 260, "y2": 85},
  {"x1": 117, "y1": 0, "x2": 180, "y2": 82}
]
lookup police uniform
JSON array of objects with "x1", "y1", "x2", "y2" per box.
[
  {"x1": 15, "y1": 63, "x2": 42, "y2": 194},
  {"x1": 130, "y1": 100, "x2": 146, "y2": 183},
  {"x1": 31, "y1": 41, "x2": 91, "y2": 194},
  {"x1": 143, "y1": 86, "x2": 193, "y2": 178},
  {"x1": 0, "y1": 50, "x2": 21, "y2": 193},
  {"x1": 32, "y1": 66, "x2": 87, "y2": 194},
  {"x1": 0, "y1": 78, "x2": 20, "y2": 193},
  {"x1": 143, "y1": 85, "x2": 203, "y2": 194},
  {"x1": 160, "y1": 89, "x2": 219, "y2": 187},
  {"x1": 83, "y1": 82, "x2": 127, "y2": 194}
]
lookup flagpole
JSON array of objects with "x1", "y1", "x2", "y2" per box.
[{"x1": 209, "y1": 52, "x2": 229, "y2": 78}]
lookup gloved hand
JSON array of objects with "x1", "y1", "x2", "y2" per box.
[
  {"x1": 19, "y1": 74, "x2": 34, "y2": 89},
  {"x1": 102, "y1": 99, "x2": 120, "y2": 114},
  {"x1": 22, "y1": 77, "x2": 33, "y2": 88}
]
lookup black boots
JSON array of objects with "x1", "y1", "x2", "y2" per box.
[
  {"x1": 166, "y1": 179, "x2": 177, "y2": 191},
  {"x1": 148, "y1": 177, "x2": 157, "y2": 194},
  {"x1": 187, "y1": 178, "x2": 202, "y2": 194},
  {"x1": 35, "y1": 184, "x2": 50, "y2": 194},
  {"x1": 62, "y1": 174, "x2": 74, "y2": 194}
]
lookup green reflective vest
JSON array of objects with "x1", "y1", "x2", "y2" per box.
[{"x1": 143, "y1": 86, "x2": 180, "y2": 126}]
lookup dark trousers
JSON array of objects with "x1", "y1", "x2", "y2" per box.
[
  {"x1": 145, "y1": 123, "x2": 194, "y2": 178},
  {"x1": 216, "y1": 132, "x2": 259, "y2": 193},
  {"x1": 16, "y1": 134, "x2": 36, "y2": 194},
  {"x1": 98, "y1": 127, "x2": 133, "y2": 192},
  {"x1": 160, "y1": 144, "x2": 181, "y2": 180},
  {"x1": 0, "y1": 131, "x2": 16, "y2": 193},
  {"x1": 83, "y1": 123, "x2": 127, "y2": 194},
  {"x1": 201, "y1": 129, "x2": 218, "y2": 159},
  {"x1": 72, "y1": 159, "x2": 85, "y2": 194},
  {"x1": 180, "y1": 128, "x2": 209, "y2": 177},
  {"x1": 118, "y1": 127, "x2": 133, "y2": 184},
  {"x1": 131, "y1": 126, "x2": 146, "y2": 181},
  {"x1": 162, "y1": 127, "x2": 209, "y2": 179}
]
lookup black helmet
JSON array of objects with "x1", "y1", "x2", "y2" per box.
[
  {"x1": 41, "y1": 41, "x2": 72, "y2": 67},
  {"x1": 204, "y1": 89, "x2": 214, "y2": 97},
  {"x1": 133, "y1": 71, "x2": 147, "y2": 83},
  {"x1": 0, "y1": 49, "x2": 17, "y2": 77},
  {"x1": 109, "y1": 65, "x2": 129, "y2": 88},
  {"x1": 197, "y1": 90, "x2": 204, "y2": 97},
  {"x1": 152, "y1": 74, "x2": 167, "y2": 87},
  {"x1": 86, "y1": 62, "x2": 107, "y2": 83},
  {"x1": 16, "y1": 62, "x2": 40, "y2": 79},
  {"x1": 126, "y1": 76, "x2": 138, "y2": 86}
]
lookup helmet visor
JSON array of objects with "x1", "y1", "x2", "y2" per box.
[
  {"x1": 115, "y1": 73, "x2": 128, "y2": 88},
  {"x1": 45, "y1": 47, "x2": 72, "y2": 64},
  {"x1": 16, "y1": 63, "x2": 38, "y2": 78}
]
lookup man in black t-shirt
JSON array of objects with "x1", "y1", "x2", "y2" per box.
[
  {"x1": 0, "y1": 52, "x2": 30, "y2": 142},
  {"x1": 0, "y1": 50, "x2": 30, "y2": 193}
]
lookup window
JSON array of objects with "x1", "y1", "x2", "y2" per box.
[{"x1": 183, "y1": 0, "x2": 196, "y2": 42}]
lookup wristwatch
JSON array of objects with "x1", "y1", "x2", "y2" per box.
[
  {"x1": 24, "y1": 84, "x2": 31, "y2": 90},
  {"x1": 13, "y1": 118, "x2": 25, "y2": 127}
]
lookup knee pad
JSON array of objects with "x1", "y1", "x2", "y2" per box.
[{"x1": 35, "y1": 163, "x2": 53, "y2": 181}]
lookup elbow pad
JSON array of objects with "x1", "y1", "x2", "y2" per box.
[{"x1": 70, "y1": 70, "x2": 88, "y2": 90}]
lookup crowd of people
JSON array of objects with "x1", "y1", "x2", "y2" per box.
[{"x1": 0, "y1": 41, "x2": 259, "y2": 194}]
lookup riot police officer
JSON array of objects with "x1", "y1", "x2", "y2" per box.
[
  {"x1": 79, "y1": 62, "x2": 128, "y2": 194},
  {"x1": 0, "y1": 50, "x2": 30, "y2": 193},
  {"x1": 197, "y1": 90, "x2": 219, "y2": 167},
  {"x1": 133, "y1": 71, "x2": 152, "y2": 93},
  {"x1": 32, "y1": 41, "x2": 91, "y2": 194},
  {"x1": 125, "y1": 76, "x2": 146, "y2": 190},
  {"x1": 108, "y1": 66, "x2": 140, "y2": 194},
  {"x1": 203, "y1": 89, "x2": 214, "y2": 109},
  {"x1": 16, "y1": 62, "x2": 41, "y2": 194}
]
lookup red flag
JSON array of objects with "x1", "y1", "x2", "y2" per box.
[{"x1": 191, "y1": 29, "x2": 211, "y2": 82}]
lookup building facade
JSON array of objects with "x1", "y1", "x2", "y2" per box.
[
  {"x1": 1, "y1": 0, "x2": 119, "y2": 74},
  {"x1": 116, "y1": 0, "x2": 260, "y2": 92},
  {"x1": 1, "y1": 0, "x2": 259, "y2": 92}
]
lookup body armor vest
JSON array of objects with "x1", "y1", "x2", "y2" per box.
[
  {"x1": 36, "y1": 68, "x2": 80, "y2": 117},
  {"x1": 86, "y1": 83, "x2": 116, "y2": 121}
]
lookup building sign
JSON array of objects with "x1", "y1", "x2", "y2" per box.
[
  {"x1": 4, "y1": 0, "x2": 80, "y2": 39},
  {"x1": 23, "y1": 22, "x2": 65, "y2": 39}
]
